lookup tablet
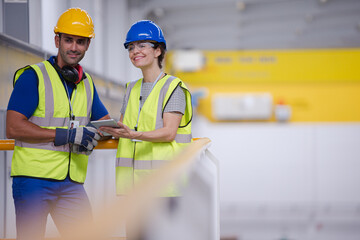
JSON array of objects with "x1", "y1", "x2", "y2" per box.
[{"x1": 90, "y1": 119, "x2": 119, "y2": 136}]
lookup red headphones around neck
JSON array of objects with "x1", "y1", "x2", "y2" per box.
[{"x1": 53, "y1": 61, "x2": 85, "y2": 84}]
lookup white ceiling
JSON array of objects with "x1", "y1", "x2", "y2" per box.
[{"x1": 129, "y1": 0, "x2": 360, "y2": 50}]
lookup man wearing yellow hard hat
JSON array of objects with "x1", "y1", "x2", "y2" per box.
[{"x1": 6, "y1": 8, "x2": 110, "y2": 239}]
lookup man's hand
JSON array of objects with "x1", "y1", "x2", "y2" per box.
[
  {"x1": 71, "y1": 144, "x2": 93, "y2": 156},
  {"x1": 54, "y1": 127, "x2": 100, "y2": 150}
]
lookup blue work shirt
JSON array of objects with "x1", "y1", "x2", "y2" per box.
[{"x1": 7, "y1": 56, "x2": 108, "y2": 120}]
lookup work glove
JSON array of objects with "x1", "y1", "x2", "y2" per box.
[
  {"x1": 71, "y1": 144, "x2": 94, "y2": 156},
  {"x1": 54, "y1": 126, "x2": 101, "y2": 151}
]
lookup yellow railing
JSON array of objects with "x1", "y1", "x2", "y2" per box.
[
  {"x1": 0, "y1": 139, "x2": 14, "y2": 151},
  {"x1": 0, "y1": 139, "x2": 118, "y2": 151},
  {"x1": 0, "y1": 138, "x2": 205, "y2": 151}
]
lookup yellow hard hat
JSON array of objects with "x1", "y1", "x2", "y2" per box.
[{"x1": 54, "y1": 8, "x2": 95, "y2": 38}]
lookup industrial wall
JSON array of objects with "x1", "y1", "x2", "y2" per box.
[{"x1": 167, "y1": 48, "x2": 360, "y2": 122}]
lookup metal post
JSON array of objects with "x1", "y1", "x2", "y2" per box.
[{"x1": 0, "y1": 109, "x2": 7, "y2": 238}]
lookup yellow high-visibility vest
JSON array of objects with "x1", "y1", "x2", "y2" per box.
[
  {"x1": 116, "y1": 75, "x2": 193, "y2": 196},
  {"x1": 11, "y1": 61, "x2": 94, "y2": 183}
]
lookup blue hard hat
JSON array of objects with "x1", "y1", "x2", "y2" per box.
[{"x1": 124, "y1": 20, "x2": 166, "y2": 50}]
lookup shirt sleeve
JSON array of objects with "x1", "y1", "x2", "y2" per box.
[
  {"x1": 164, "y1": 85, "x2": 186, "y2": 115},
  {"x1": 120, "y1": 93, "x2": 127, "y2": 116},
  {"x1": 7, "y1": 69, "x2": 39, "y2": 119},
  {"x1": 90, "y1": 83, "x2": 109, "y2": 121}
]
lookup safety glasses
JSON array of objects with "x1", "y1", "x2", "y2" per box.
[{"x1": 127, "y1": 42, "x2": 155, "y2": 53}]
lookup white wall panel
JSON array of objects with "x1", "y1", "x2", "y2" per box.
[
  {"x1": 103, "y1": 0, "x2": 129, "y2": 84},
  {"x1": 315, "y1": 125, "x2": 360, "y2": 202},
  {"x1": 191, "y1": 118, "x2": 360, "y2": 239},
  {"x1": 193, "y1": 120, "x2": 315, "y2": 203},
  {"x1": 41, "y1": 0, "x2": 67, "y2": 55},
  {"x1": 29, "y1": 0, "x2": 42, "y2": 47},
  {"x1": 193, "y1": 120, "x2": 360, "y2": 205}
]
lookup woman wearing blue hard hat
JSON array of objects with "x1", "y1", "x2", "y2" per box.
[{"x1": 101, "y1": 20, "x2": 193, "y2": 197}]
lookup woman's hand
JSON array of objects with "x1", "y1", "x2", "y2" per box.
[{"x1": 100, "y1": 121, "x2": 138, "y2": 139}]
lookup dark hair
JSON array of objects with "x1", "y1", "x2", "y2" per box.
[
  {"x1": 58, "y1": 33, "x2": 90, "y2": 43},
  {"x1": 154, "y1": 42, "x2": 166, "y2": 69}
]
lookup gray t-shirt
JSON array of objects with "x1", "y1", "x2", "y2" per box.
[{"x1": 120, "y1": 81, "x2": 186, "y2": 115}]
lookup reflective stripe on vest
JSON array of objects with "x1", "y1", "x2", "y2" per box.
[
  {"x1": 11, "y1": 61, "x2": 94, "y2": 182},
  {"x1": 116, "y1": 158, "x2": 168, "y2": 169}
]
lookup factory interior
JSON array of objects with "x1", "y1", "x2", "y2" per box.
[{"x1": 1, "y1": 0, "x2": 360, "y2": 239}]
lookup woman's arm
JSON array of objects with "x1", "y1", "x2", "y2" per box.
[{"x1": 100, "y1": 112, "x2": 182, "y2": 142}]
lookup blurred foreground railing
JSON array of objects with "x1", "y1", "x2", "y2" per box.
[
  {"x1": 0, "y1": 139, "x2": 118, "y2": 151},
  {"x1": 0, "y1": 137, "x2": 219, "y2": 240}
]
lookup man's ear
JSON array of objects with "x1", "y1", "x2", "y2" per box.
[
  {"x1": 85, "y1": 39, "x2": 91, "y2": 51},
  {"x1": 55, "y1": 35, "x2": 60, "y2": 48}
]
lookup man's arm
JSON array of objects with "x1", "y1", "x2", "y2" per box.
[
  {"x1": 6, "y1": 110, "x2": 103, "y2": 151},
  {"x1": 6, "y1": 68, "x2": 53, "y2": 143},
  {"x1": 6, "y1": 110, "x2": 55, "y2": 143}
]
